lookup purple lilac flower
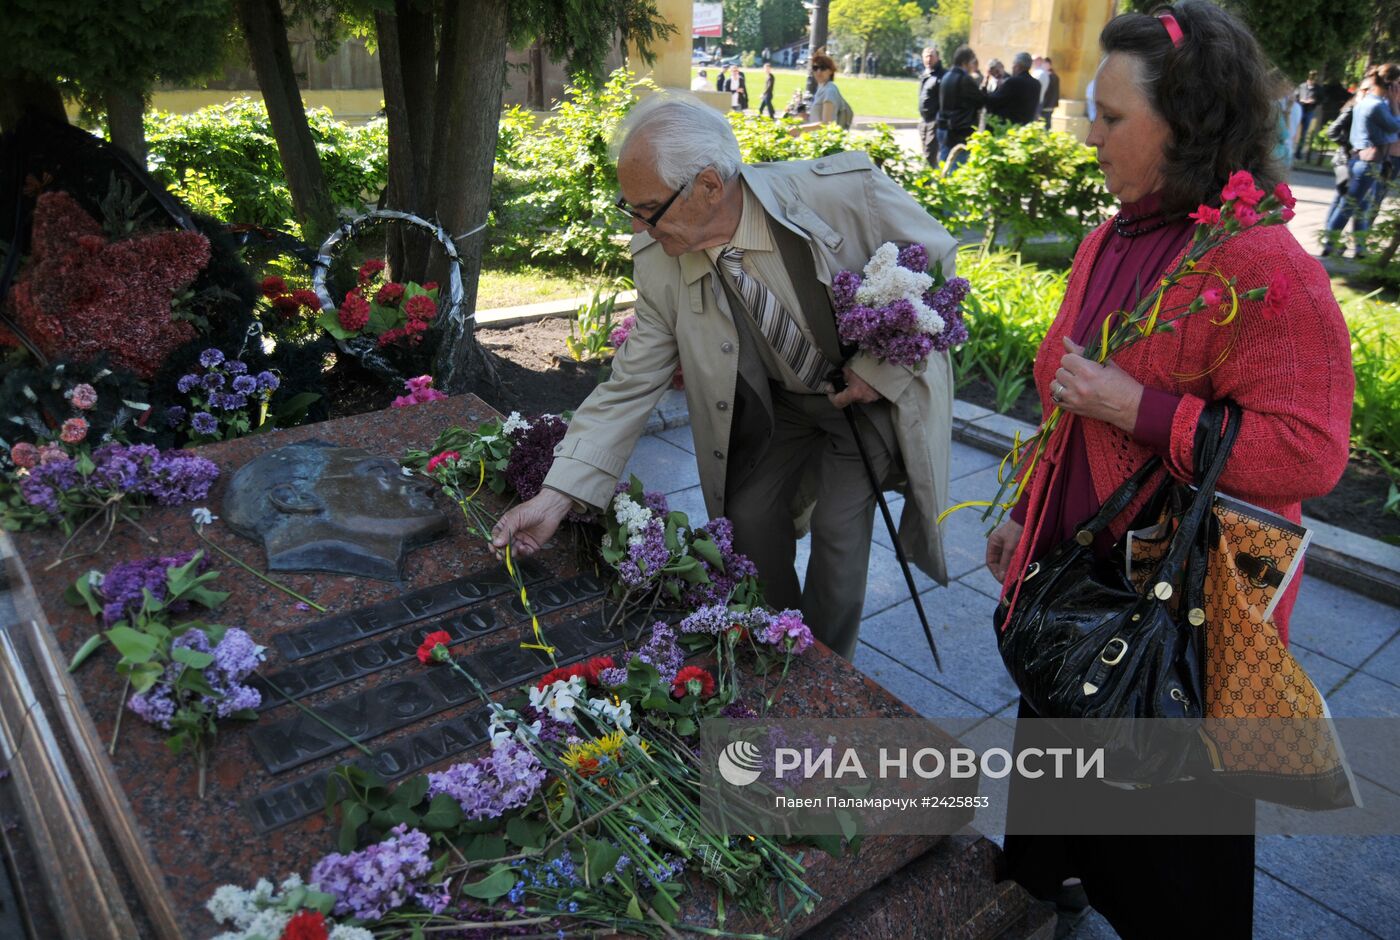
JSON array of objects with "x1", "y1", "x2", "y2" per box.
[
  {"x1": 18, "y1": 459, "x2": 79, "y2": 514},
  {"x1": 722, "y1": 699, "x2": 759, "y2": 721},
  {"x1": 201, "y1": 372, "x2": 225, "y2": 391},
  {"x1": 897, "y1": 242, "x2": 929, "y2": 273},
  {"x1": 127, "y1": 688, "x2": 177, "y2": 728},
  {"x1": 310, "y1": 824, "x2": 448, "y2": 921},
  {"x1": 503, "y1": 414, "x2": 568, "y2": 501},
  {"x1": 224, "y1": 360, "x2": 248, "y2": 375},
  {"x1": 427, "y1": 740, "x2": 546, "y2": 820},
  {"x1": 212, "y1": 628, "x2": 262, "y2": 679},
  {"x1": 682, "y1": 517, "x2": 758, "y2": 607},
  {"x1": 198, "y1": 348, "x2": 225, "y2": 368},
  {"x1": 598, "y1": 665, "x2": 629, "y2": 687},
  {"x1": 679, "y1": 604, "x2": 735, "y2": 636},
  {"x1": 139, "y1": 454, "x2": 220, "y2": 504},
  {"x1": 618, "y1": 517, "x2": 670, "y2": 587},
  {"x1": 255, "y1": 371, "x2": 280, "y2": 392},
  {"x1": 231, "y1": 374, "x2": 257, "y2": 395},
  {"x1": 176, "y1": 374, "x2": 200, "y2": 394},
  {"x1": 628, "y1": 622, "x2": 684, "y2": 684},
  {"x1": 191, "y1": 412, "x2": 218, "y2": 436},
  {"x1": 831, "y1": 269, "x2": 862, "y2": 307},
  {"x1": 165, "y1": 406, "x2": 187, "y2": 428},
  {"x1": 642, "y1": 490, "x2": 669, "y2": 515},
  {"x1": 521, "y1": 705, "x2": 571, "y2": 744},
  {"x1": 97, "y1": 550, "x2": 203, "y2": 626}
]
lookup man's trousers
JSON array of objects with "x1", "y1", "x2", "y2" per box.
[{"x1": 725, "y1": 386, "x2": 896, "y2": 660}]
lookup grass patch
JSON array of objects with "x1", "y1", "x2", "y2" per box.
[
  {"x1": 693, "y1": 66, "x2": 920, "y2": 121},
  {"x1": 476, "y1": 264, "x2": 599, "y2": 310}
]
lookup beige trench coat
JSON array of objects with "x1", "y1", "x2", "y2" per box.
[{"x1": 541, "y1": 151, "x2": 958, "y2": 582}]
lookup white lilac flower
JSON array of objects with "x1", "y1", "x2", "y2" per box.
[
  {"x1": 611, "y1": 492, "x2": 654, "y2": 539},
  {"x1": 191, "y1": 506, "x2": 218, "y2": 526},
  {"x1": 527, "y1": 675, "x2": 585, "y2": 724},
  {"x1": 329, "y1": 927, "x2": 376, "y2": 940},
  {"x1": 502, "y1": 411, "x2": 531, "y2": 435},
  {"x1": 854, "y1": 241, "x2": 943, "y2": 335},
  {"x1": 206, "y1": 884, "x2": 257, "y2": 928},
  {"x1": 243, "y1": 908, "x2": 292, "y2": 940},
  {"x1": 85, "y1": 569, "x2": 104, "y2": 590}
]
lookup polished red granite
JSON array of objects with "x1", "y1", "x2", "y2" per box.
[{"x1": 8, "y1": 395, "x2": 984, "y2": 937}]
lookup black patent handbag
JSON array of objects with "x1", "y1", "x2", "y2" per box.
[{"x1": 996, "y1": 400, "x2": 1241, "y2": 785}]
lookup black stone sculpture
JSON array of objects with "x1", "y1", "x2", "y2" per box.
[{"x1": 223, "y1": 440, "x2": 448, "y2": 580}]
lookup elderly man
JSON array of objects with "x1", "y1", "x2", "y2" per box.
[
  {"x1": 986, "y1": 52, "x2": 1042, "y2": 126},
  {"x1": 491, "y1": 94, "x2": 957, "y2": 659},
  {"x1": 917, "y1": 46, "x2": 946, "y2": 166}
]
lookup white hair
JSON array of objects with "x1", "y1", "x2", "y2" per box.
[{"x1": 611, "y1": 93, "x2": 742, "y2": 190}]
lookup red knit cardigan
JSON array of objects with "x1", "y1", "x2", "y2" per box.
[{"x1": 1000, "y1": 219, "x2": 1355, "y2": 642}]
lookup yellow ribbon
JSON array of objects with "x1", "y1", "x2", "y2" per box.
[{"x1": 507, "y1": 544, "x2": 556, "y2": 657}]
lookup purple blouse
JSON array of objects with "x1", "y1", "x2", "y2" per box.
[{"x1": 1012, "y1": 193, "x2": 1194, "y2": 561}]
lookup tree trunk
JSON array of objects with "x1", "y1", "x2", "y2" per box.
[
  {"x1": 104, "y1": 86, "x2": 148, "y2": 165},
  {"x1": 428, "y1": 0, "x2": 504, "y2": 395},
  {"x1": 375, "y1": 8, "x2": 414, "y2": 276},
  {"x1": 528, "y1": 41, "x2": 546, "y2": 111},
  {"x1": 0, "y1": 70, "x2": 68, "y2": 132},
  {"x1": 809, "y1": 0, "x2": 829, "y2": 53},
  {"x1": 236, "y1": 0, "x2": 337, "y2": 243}
]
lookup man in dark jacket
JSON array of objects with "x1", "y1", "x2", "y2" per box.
[
  {"x1": 1040, "y1": 57, "x2": 1060, "y2": 129},
  {"x1": 986, "y1": 52, "x2": 1042, "y2": 126},
  {"x1": 935, "y1": 45, "x2": 986, "y2": 168},
  {"x1": 917, "y1": 46, "x2": 945, "y2": 166}
]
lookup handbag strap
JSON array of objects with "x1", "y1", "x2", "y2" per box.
[
  {"x1": 1151, "y1": 400, "x2": 1242, "y2": 595},
  {"x1": 1074, "y1": 455, "x2": 1164, "y2": 541}
]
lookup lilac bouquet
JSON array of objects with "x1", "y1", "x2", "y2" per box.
[
  {"x1": 127, "y1": 625, "x2": 264, "y2": 730},
  {"x1": 832, "y1": 242, "x2": 970, "y2": 368},
  {"x1": 310, "y1": 824, "x2": 449, "y2": 921},
  {"x1": 426, "y1": 738, "x2": 547, "y2": 820}
]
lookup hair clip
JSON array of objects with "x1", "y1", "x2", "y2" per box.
[{"x1": 1156, "y1": 12, "x2": 1184, "y2": 48}]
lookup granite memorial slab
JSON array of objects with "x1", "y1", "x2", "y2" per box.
[{"x1": 0, "y1": 394, "x2": 1051, "y2": 939}]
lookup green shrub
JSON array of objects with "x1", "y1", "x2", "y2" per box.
[
  {"x1": 1345, "y1": 291, "x2": 1400, "y2": 463},
  {"x1": 954, "y1": 249, "x2": 1067, "y2": 413},
  {"x1": 145, "y1": 98, "x2": 388, "y2": 235},
  {"x1": 952, "y1": 122, "x2": 1114, "y2": 251}
]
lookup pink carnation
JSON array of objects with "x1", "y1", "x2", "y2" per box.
[
  {"x1": 1188, "y1": 204, "x2": 1221, "y2": 227},
  {"x1": 68, "y1": 383, "x2": 98, "y2": 410},
  {"x1": 1260, "y1": 270, "x2": 1291, "y2": 320},
  {"x1": 1221, "y1": 170, "x2": 1263, "y2": 207},
  {"x1": 426, "y1": 450, "x2": 460, "y2": 474},
  {"x1": 1200, "y1": 285, "x2": 1224, "y2": 308},
  {"x1": 9, "y1": 442, "x2": 39, "y2": 469},
  {"x1": 1233, "y1": 204, "x2": 1260, "y2": 228},
  {"x1": 60, "y1": 417, "x2": 88, "y2": 444},
  {"x1": 1272, "y1": 182, "x2": 1296, "y2": 210}
]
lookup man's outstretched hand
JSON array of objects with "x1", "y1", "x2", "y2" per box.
[
  {"x1": 827, "y1": 367, "x2": 881, "y2": 409},
  {"x1": 490, "y1": 488, "x2": 574, "y2": 557}
]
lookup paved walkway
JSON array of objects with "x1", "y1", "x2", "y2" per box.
[{"x1": 622, "y1": 427, "x2": 1400, "y2": 939}]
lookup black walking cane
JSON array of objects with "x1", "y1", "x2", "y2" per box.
[{"x1": 832, "y1": 373, "x2": 943, "y2": 671}]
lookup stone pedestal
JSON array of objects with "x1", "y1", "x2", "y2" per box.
[
  {"x1": 1052, "y1": 98, "x2": 1091, "y2": 142},
  {"x1": 970, "y1": 0, "x2": 1115, "y2": 101},
  {"x1": 628, "y1": 0, "x2": 693, "y2": 92},
  {"x1": 0, "y1": 395, "x2": 1051, "y2": 938}
]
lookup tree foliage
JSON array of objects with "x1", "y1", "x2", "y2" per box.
[
  {"x1": 723, "y1": 0, "x2": 764, "y2": 52},
  {"x1": 830, "y1": 0, "x2": 922, "y2": 66},
  {"x1": 759, "y1": 0, "x2": 810, "y2": 51}
]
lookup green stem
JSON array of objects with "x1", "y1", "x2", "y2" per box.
[
  {"x1": 258, "y1": 671, "x2": 373, "y2": 756},
  {"x1": 109, "y1": 675, "x2": 130, "y2": 756},
  {"x1": 195, "y1": 527, "x2": 327, "y2": 612}
]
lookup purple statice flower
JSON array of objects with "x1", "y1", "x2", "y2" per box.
[
  {"x1": 628, "y1": 622, "x2": 683, "y2": 684},
  {"x1": 201, "y1": 372, "x2": 226, "y2": 391},
  {"x1": 756, "y1": 608, "x2": 814, "y2": 655},
  {"x1": 897, "y1": 242, "x2": 929, "y2": 273},
  {"x1": 19, "y1": 458, "x2": 79, "y2": 515},
  {"x1": 191, "y1": 412, "x2": 217, "y2": 436},
  {"x1": 310, "y1": 824, "x2": 448, "y2": 921},
  {"x1": 223, "y1": 360, "x2": 248, "y2": 375},
  {"x1": 679, "y1": 604, "x2": 735, "y2": 636},
  {"x1": 139, "y1": 454, "x2": 219, "y2": 504},
  {"x1": 97, "y1": 550, "x2": 204, "y2": 626},
  {"x1": 198, "y1": 348, "x2": 225, "y2": 368},
  {"x1": 176, "y1": 374, "x2": 200, "y2": 394},
  {"x1": 164, "y1": 405, "x2": 187, "y2": 429},
  {"x1": 255, "y1": 371, "x2": 279, "y2": 392},
  {"x1": 231, "y1": 374, "x2": 257, "y2": 395},
  {"x1": 831, "y1": 269, "x2": 862, "y2": 308},
  {"x1": 503, "y1": 414, "x2": 568, "y2": 501},
  {"x1": 618, "y1": 517, "x2": 670, "y2": 587},
  {"x1": 427, "y1": 740, "x2": 546, "y2": 820}
]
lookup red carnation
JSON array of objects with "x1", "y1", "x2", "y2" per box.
[
  {"x1": 1272, "y1": 182, "x2": 1296, "y2": 210},
  {"x1": 261, "y1": 275, "x2": 288, "y2": 299},
  {"x1": 1233, "y1": 203, "x2": 1260, "y2": 228},
  {"x1": 357, "y1": 258, "x2": 386, "y2": 284},
  {"x1": 535, "y1": 665, "x2": 579, "y2": 690},
  {"x1": 422, "y1": 281, "x2": 439, "y2": 292},
  {"x1": 272, "y1": 294, "x2": 301, "y2": 317},
  {"x1": 1260, "y1": 270, "x2": 1291, "y2": 321},
  {"x1": 425, "y1": 450, "x2": 460, "y2": 474},
  {"x1": 672, "y1": 665, "x2": 716, "y2": 699},
  {"x1": 375, "y1": 282, "x2": 406, "y2": 305},
  {"x1": 1200, "y1": 285, "x2": 1224, "y2": 308},
  {"x1": 1188, "y1": 204, "x2": 1221, "y2": 227},
  {"x1": 578, "y1": 656, "x2": 616, "y2": 684},
  {"x1": 404, "y1": 293, "x2": 437, "y2": 322},
  {"x1": 337, "y1": 291, "x2": 371, "y2": 332},
  {"x1": 416, "y1": 629, "x2": 454, "y2": 664},
  {"x1": 10, "y1": 442, "x2": 39, "y2": 469},
  {"x1": 292, "y1": 288, "x2": 322, "y2": 311},
  {"x1": 1220, "y1": 170, "x2": 1263, "y2": 207},
  {"x1": 280, "y1": 910, "x2": 329, "y2": 940}
]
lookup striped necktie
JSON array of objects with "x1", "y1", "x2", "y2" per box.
[{"x1": 718, "y1": 247, "x2": 831, "y2": 391}]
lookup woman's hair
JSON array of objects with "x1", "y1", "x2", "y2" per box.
[
  {"x1": 810, "y1": 52, "x2": 837, "y2": 74},
  {"x1": 952, "y1": 46, "x2": 976, "y2": 68},
  {"x1": 1375, "y1": 63, "x2": 1400, "y2": 87},
  {"x1": 1099, "y1": 1, "x2": 1281, "y2": 214},
  {"x1": 611, "y1": 94, "x2": 742, "y2": 190}
]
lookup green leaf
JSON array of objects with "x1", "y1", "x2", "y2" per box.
[
  {"x1": 419, "y1": 793, "x2": 463, "y2": 832},
  {"x1": 67, "y1": 634, "x2": 106, "y2": 672},
  {"x1": 690, "y1": 536, "x2": 724, "y2": 570},
  {"x1": 128, "y1": 661, "x2": 164, "y2": 693},
  {"x1": 674, "y1": 716, "x2": 697, "y2": 736},
  {"x1": 462, "y1": 833, "x2": 508, "y2": 861},
  {"x1": 506, "y1": 815, "x2": 547, "y2": 849},
  {"x1": 626, "y1": 894, "x2": 644, "y2": 921},
  {"x1": 460, "y1": 865, "x2": 517, "y2": 901},
  {"x1": 317, "y1": 307, "x2": 355, "y2": 340},
  {"x1": 338, "y1": 802, "x2": 369, "y2": 853},
  {"x1": 584, "y1": 837, "x2": 623, "y2": 883},
  {"x1": 105, "y1": 625, "x2": 160, "y2": 663},
  {"x1": 651, "y1": 882, "x2": 680, "y2": 921},
  {"x1": 392, "y1": 775, "x2": 429, "y2": 808},
  {"x1": 366, "y1": 300, "x2": 402, "y2": 335},
  {"x1": 171, "y1": 646, "x2": 215, "y2": 669},
  {"x1": 65, "y1": 572, "x2": 104, "y2": 616}
]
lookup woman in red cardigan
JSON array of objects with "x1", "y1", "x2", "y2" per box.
[{"x1": 984, "y1": 4, "x2": 1354, "y2": 937}]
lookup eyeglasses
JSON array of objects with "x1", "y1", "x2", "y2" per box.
[
  {"x1": 614, "y1": 181, "x2": 688, "y2": 228},
  {"x1": 811, "y1": 65, "x2": 828, "y2": 73}
]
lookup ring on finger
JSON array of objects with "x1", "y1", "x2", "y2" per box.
[{"x1": 1050, "y1": 381, "x2": 1064, "y2": 402}]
